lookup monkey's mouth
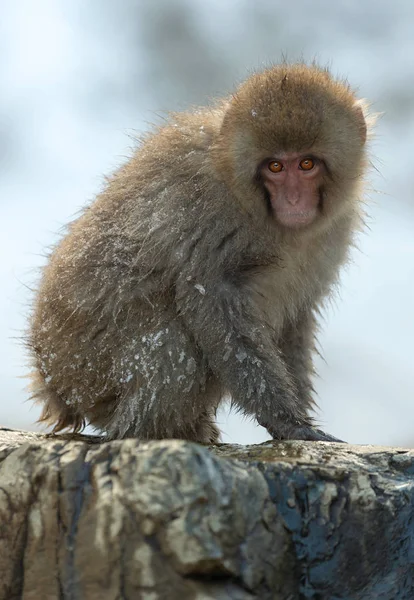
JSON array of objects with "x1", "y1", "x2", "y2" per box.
[{"x1": 276, "y1": 209, "x2": 318, "y2": 228}]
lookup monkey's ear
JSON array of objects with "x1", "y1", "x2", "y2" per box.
[
  {"x1": 353, "y1": 100, "x2": 368, "y2": 144},
  {"x1": 353, "y1": 99, "x2": 379, "y2": 144}
]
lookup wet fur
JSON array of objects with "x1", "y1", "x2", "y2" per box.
[{"x1": 27, "y1": 64, "x2": 370, "y2": 442}]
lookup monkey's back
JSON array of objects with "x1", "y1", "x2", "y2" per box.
[{"x1": 27, "y1": 107, "x2": 237, "y2": 434}]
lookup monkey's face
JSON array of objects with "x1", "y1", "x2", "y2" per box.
[
  {"x1": 214, "y1": 64, "x2": 369, "y2": 231},
  {"x1": 260, "y1": 153, "x2": 325, "y2": 229}
]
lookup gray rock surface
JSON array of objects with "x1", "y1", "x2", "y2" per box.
[{"x1": 0, "y1": 427, "x2": 413, "y2": 599}]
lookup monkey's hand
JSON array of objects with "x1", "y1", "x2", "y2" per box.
[
  {"x1": 262, "y1": 421, "x2": 345, "y2": 443},
  {"x1": 287, "y1": 426, "x2": 345, "y2": 443}
]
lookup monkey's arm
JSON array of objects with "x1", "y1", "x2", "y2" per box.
[
  {"x1": 278, "y1": 309, "x2": 344, "y2": 442},
  {"x1": 176, "y1": 275, "x2": 340, "y2": 442},
  {"x1": 279, "y1": 308, "x2": 318, "y2": 410}
]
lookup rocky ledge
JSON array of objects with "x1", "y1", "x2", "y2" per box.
[{"x1": 0, "y1": 427, "x2": 413, "y2": 599}]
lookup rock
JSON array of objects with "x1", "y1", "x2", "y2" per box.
[{"x1": 0, "y1": 427, "x2": 413, "y2": 599}]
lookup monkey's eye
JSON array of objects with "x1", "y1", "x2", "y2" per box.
[
  {"x1": 299, "y1": 158, "x2": 315, "y2": 171},
  {"x1": 268, "y1": 161, "x2": 283, "y2": 173}
]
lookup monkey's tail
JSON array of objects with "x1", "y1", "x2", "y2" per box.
[{"x1": 27, "y1": 370, "x2": 85, "y2": 434}]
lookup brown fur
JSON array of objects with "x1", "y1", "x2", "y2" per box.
[{"x1": 27, "y1": 63, "x2": 371, "y2": 442}]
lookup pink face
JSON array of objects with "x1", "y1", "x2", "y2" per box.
[{"x1": 261, "y1": 153, "x2": 326, "y2": 228}]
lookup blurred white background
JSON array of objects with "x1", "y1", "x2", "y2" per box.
[{"x1": 1, "y1": 0, "x2": 413, "y2": 446}]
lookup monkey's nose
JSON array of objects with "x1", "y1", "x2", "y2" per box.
[{"x1": 287, "y1": 194, "x2": 300, "y2": 206}]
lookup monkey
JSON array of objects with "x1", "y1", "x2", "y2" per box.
[{"x1": 27, "y1": 63, "x2": 371, "y2": 444}]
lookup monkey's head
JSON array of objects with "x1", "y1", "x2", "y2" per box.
[{"x1": 213, "y1": 64, "x2": 369, "y2": 231}]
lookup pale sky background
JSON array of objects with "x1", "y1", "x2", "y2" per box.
[{"x1": 1, "y1": 0, "x2": 414, "y2": 446}]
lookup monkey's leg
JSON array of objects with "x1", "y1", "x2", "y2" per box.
[
  {"x1": 107, "y1": 380, "x2": 221, "y2": 444},
  {"x1": 99, "y1": 316, "x2": 222, "y2": 443},
  {"x1": 277, "y1": 309, "x2": 345, "y2": 443}
]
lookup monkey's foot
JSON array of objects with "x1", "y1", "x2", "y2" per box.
[
  {"x1": 285, "y1": 426, "x2": 345, "y2": 443},
  {"x1": 193, "y1": 416, "x2": 221, "y2": 445},
  {"x1": 201, "y1": 422, "x2": 221, "y2": 445}
]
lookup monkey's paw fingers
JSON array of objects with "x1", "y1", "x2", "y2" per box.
[{"x1": 288, "y1": 426, "x2": 346, "y2": 443}]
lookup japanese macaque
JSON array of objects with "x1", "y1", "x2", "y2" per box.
[{"x1": 27, "y1": 64, "x2": 371, "y2": 443}]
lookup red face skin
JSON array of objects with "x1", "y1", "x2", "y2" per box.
[{"x1": 261, "y1": 153, "x2": 325, "y2": 228}]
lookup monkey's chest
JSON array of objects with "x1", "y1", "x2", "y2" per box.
[{"x1": 247, "y1": 258, "x2": 327, "y2": 331}]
